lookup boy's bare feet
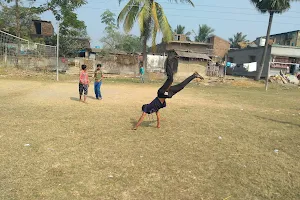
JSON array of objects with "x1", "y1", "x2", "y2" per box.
[{"x1": 194, "y1": 71, "x2": 204, "y2": 80}]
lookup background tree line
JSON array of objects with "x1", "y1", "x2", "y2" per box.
[{"x1": 0, "y1": 0, "x2": 89, "y2": 57}]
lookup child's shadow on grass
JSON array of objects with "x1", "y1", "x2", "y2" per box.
[
  {"x1": 70, "y1": 96, "x2": 97, "y2": 101},
  {"x1": 87, "y1": 96, "x2": 97, "y2": 100},
  {"x1": 130, "y1": 118, "x2": 156, "y2": 128},
  {"x1": 70, "y1": 97, "x2": 79, "y2": 101}
]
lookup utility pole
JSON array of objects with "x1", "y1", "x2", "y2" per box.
[
  {"x1": 56, "y1": 21, "x2": 60, "y2": 81},
  {"x1": 224, "y1": 54, "x2": 228, "y2": 80},
  {"x1": 15, "y1": 0, "x2": 20, "y2": 67},
  {"x1": 265, "y1": 61, "x2": 271, "y2": 91}
]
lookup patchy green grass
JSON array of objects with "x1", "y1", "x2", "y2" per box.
[{"x1": 0, "y1": 78, "x2": 299, "y2": 200}]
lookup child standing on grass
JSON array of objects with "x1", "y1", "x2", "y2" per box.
[
  {"x1": 79, "y1": 65, "x2": 89, "y2": 103},
  {"x1": 94, "y1": 64, "x2": 103, "y2": 100},
  {"x1": 139, "y1": 62, "x2": 145, "y2": 83}
]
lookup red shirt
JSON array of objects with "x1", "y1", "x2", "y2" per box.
[{"x1": 79, "y1": 70, "x2": 89, "y2": 85}]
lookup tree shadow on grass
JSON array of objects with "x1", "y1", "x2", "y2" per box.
[
  {"x1": 130, "y1": 118, "x2": 156, "y2": 128},
  {"x1": 255, "y1": 115, "x2": 300, "y2": 128}
]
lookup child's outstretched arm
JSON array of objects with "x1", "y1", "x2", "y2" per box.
[{"x1": 133, "y1": 112, "x2": 147, "y2": 130}]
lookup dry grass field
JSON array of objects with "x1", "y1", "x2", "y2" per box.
[{"x1": 0, "y1": 76, "x2": 299, "y2": 200}]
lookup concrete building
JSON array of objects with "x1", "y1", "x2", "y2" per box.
[
  {"x1": 207, "y1": 35, "x2": 230, "y2": 59},
  {"x1": 173, "y1": 34, "x2": 187, "y2": 42},
  {"x1": 255, "y1": 30, "x2": 300, "y2": 47},
  {"x1": 227, "y1": 44, "x2": 300, "y2": 78}
]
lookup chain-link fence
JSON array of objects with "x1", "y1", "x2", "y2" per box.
[{"x1": 0, "y1": 30, "x2": 57, "y2": 71}]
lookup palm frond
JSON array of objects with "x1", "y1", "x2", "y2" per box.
[
  {"x1": 123, "y1": 1, "x2": 140, "y2": 32},
  {"x1": 156, "y1": 3, "x2": 172, "y2": 42},
  {"x1": 167, "y1": 0, "x2": 194, "y2": 7},
  {"x1": 251, "y1": 0, "x2": 291, "y2": 14},
  {"x1": 174, "y1": 25, "x2": 185, "y2": 34},
  {"x1": 152, "y1": 23, "x2": 158, "y2": 52},
  {"x1": 117, "y1": 0, "x2": 135, "y2": 26},
  {"x1": 138, "y1": 4, "x2": 150, "y2": 36},
  {"x1": 151, "y1": 2, "x2": 160, "y2": 31}
]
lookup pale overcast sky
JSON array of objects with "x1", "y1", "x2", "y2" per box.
[{"x1": 38, "y1": 0, "x2": 300, "y2": 47}]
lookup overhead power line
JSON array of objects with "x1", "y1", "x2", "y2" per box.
[{"x1": 84, "y1": 0, "x2": 300, "y2": 14}]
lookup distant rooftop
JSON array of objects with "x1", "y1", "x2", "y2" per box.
[
  {"x1": 169, "y1": 40, "x2": 212, "y2": 46},
  {"x1": 32, "y1": 19, "x2": 52, "y2": 23},
  {"x1": 257, "y1": 30, "x2": 300, "y2": 39}
]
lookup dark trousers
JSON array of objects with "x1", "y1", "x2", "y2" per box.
[{"x1": 157, "y1": 59, "x2": 195, "y2": 98}]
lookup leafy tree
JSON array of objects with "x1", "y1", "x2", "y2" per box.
[
  {"x1": 251, "y1": 0, "x2": 298, "y2": 80},
  {"x1": 100, "y1": 10, "x2": 142, "y2": 53},
  {"x1": 0, "y1": 4, "x2": 40, "y2": 39},
  {"x1": 194, "y1": 24, "x2": 214, "y2": 42},
  {"x1": 101, "y1": 10, "x2": 117, "y2": 31},
  {"x1": 117, "y1": 0, "x2": 194, "y2": 67},
  {"x1": 33, "y1": 0, "x2": 89, "y2": 57},
  {"x1": 45, "y1": 34, "x2": 89, "y2": 57},
  {"x1": 174, "y1": 24, "x2": 191, "y2": 41},
  {"x1": 45, "y1": 14, "x2": 89, "y2": 57},
  {"x1": 229, "y1": 32, "x2": 248, "y2": 48},
  {"x1": 34, "y1": 0, "x2": 87, "y2": 21}
]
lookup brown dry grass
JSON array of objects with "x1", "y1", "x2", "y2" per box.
[{"x1": 0, "y1": 77, "x2": 299, "y2": 200}]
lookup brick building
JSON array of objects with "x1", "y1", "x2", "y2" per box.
[
  {"x1": 156, "y1": 41, "x2": 212, "y2": 55},
  {"x1": 207, "y1": 35, "x2": 230, "y2": 59},
  {"x1": 156, "y1": 33, "x2": 213, "y2": 55},
  {"x1": 31, "y1": 20, "x2": 54, "y2": 38}
]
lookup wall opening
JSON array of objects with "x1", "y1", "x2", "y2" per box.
[{"x1": 34, "y1": 22, "x2": 42, "y2": 35}]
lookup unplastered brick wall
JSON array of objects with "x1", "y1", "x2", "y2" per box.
[{"x1": 211, "y1": 36, "x2": 230, "y2": 58}]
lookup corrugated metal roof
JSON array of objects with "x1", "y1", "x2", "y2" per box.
[{"x1": 175, "y1": 51, "x2": 211, "y2": 60}]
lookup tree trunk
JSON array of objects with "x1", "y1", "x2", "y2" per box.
[
  {"x1": 142, "y1": 35, "x2": 147, "y2": 69},
  {"x1": 255, "y1": 12, "x2": 274, "y2": 81}
]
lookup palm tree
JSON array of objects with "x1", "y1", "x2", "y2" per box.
[
  {"x1": 174, "y1": 24, "x2": 191, "y2": 41},
  {"x1": 194, "y1": 24, "x2": 214, "y2": 42},
  {"x1": 229, "y1": 32, "x2": 248, "y2": 48},
  {"x1": 251, "y1": 0, "x2": 296, "y2": 81},
  {"x1": 117, "y1": 0, "x2": 194, "y2": 67},
  {"x1": 174, "y1": 25, "x2": 185, "y2": 34}
]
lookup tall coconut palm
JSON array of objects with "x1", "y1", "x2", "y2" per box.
[
  {"x1": 251, "y1": 0, "x2": 297, "y2": 80},
  {"x1": 229, "y1": 32, "x2": 248, "y2": 48},
  {"x1": 194, "y1": 24, "x2": 214, "y2": 42},
  {"x1": 174, "y1": 24, "x2": 191, "y2": 41},
  {"x1": 117, "y1": 0, "x2": 194, "y2": 67}
]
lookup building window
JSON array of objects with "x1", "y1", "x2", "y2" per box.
[
  {"x1": 177, "y1": 35, "x2": 181, "y2": 41},
  {"x1": 249, "y1": 55, "x2": 256, "y2": 62},
  {"x1": 34, "y1": 22, "x2": 42, "y2": 35}
]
